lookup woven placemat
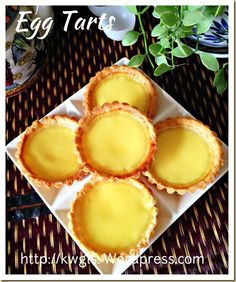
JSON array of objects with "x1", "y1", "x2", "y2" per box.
[{"x1": 6, "y1": 6, "x2": 228, "y2": 274}]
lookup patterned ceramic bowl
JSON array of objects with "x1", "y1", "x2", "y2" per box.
[
  {"x1": 190, "y1": 7, "x2": 228, "y2": 48},
  {"x1": 6, "y1": 6, "x2": 53, "y2": 98}
]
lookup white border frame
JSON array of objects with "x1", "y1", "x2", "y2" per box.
[{"x1": 1, "y1": 0, "x2": 234, "y2": 280}]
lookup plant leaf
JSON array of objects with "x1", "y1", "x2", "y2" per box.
[
  {"x1": 152, "y1": 8, "x2": 159, "y2": 18},
  {"x1": 149, "y1": 43, "x2": 165, "y2": 56},
  {"x1": 155, "y1": 55, "x2": 168, "y2": 65},
  {"x1": 160, "y1": 38, "x2": 170, "y2": 48},
  {"x1": 125, "y1": 6, "x2": 139, "y2": 15},
  {"x1": 213, "y1": 67, "x2": 225, "y2": 87},
  {"x1": 187, "y1": 6, "x2": 203, "y2": 12},
  {"x1": 215, "y1": 6, "x2": 225, "y2": 17},
  {"x1": 122, "y1": 31, "x2": 140, "y2": 46},
  {"x1": 197, "y1": 16, "x2": 214, "y2": 34},
  {"x1": 154, "y1": 6, "x2": 177, "y2": 16},
  {"x1": 176, "y1": 29, "x2": 193, "y2": 38},
  {"x1": 139, "y1": 6, "x2": 150, "y2": 14},
  {"x1": 176, "y1": 25, "x2": 194, "y2": 38},
  {"x1": 154, "y1": 63, "x2": 172, "y2": 76},
  {"x1": 213, "y1": 67, "x2": 227, "y2": 95},
  {"x1": 128, "y1": 54, "x2": 146, "y2": 67},
  {"x1": 160, "y1": 11, "x2": 179, "y2": 27},
  {"x1": 198, "y1": 52, "x2": 219, "y2": 71},
  {"x1": 183, "y1": 10, "x2": 204, "y2": 26},
  {"x1": 203, "y1": 6, "x2": 217, "y2": 16},
  {"x1": 181, "y1": 25, "x2": 194, "y2": 32},
  {"x1": 216, "y1": 79, "x2": 227, "y2": 95},
  {"x1": 171, "y1": 45, "x2": 193, "y2": 58},
  {"x1": 151, "y1": 25, "x2": 168, "y2": 37}
]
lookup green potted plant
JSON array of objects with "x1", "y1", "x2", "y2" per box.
[{"x1": 121, "y1": 6, "x2": 228, "y2": 95}]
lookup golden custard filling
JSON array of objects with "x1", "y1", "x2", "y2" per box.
[
  {"x1": 150, "y1": 127, "x2": 212, "y2": 186},
  {"x1": 93, "y1": 73, "x2": 149, "y2": 114},
  {"x1": 22, "y1": 126, "x2": 80, "y2": 181},
  {"x1": 81, "y1": 112, "x2": 151, "y2": 175},
  {"x1": 72, "y1": 181, "x2": 154, "y2": 253}
]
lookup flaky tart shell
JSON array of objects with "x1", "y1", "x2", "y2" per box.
[
  {"x1": 16, "y1": 115, "x2": 87, "y2": 189},
  {"x1": 68, "y1": 177, "x2": 158, "y2": 262},
  {"x1": 144, "y1": 116, "x2": 224, "y2": 195},
  {"x1": 75, "y1": 102, "x2": 157, "y2": 179},
  {"x1": 83, "y1": 65, "x2": 157, "y2": 118}
]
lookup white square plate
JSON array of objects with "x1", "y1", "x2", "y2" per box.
[{"x1": 6, "y1": 58, "x2": 228, "y2": 274}]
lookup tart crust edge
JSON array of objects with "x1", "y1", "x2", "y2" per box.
[
  {"x1": 83, "y1": 65, "x2": 157, "y2": 118},
  {"x1": 68, "y1": 176, "x2": 158, "y2": 262},
  {"x1": 143, "y1": 116, "x2": 224, "y2": 195},
  {"x1": 75, "y1": 102, "x2": 157, "y2": 179},
  {"x1": 16, "y1": 115, "x2": 88, "y2": 189}
]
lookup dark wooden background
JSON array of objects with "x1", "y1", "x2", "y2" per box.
[{"x1": 6, "y1": 6, "x2": 228, "y2": 274}]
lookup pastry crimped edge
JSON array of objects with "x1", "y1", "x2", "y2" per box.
[
  {"x1": 16, "y1": 115, "x2": 88, "y2": 189},
  {"x1": 75, "y1": 102, "x2": 157, "y2": 179},
  {"x1": 83, "y1": 65, "x2": 157, "y2": 118},
  {"x1": 68, "y1": 176, "x2": 158, "y2": 262},
  {"x1": 143, "y1": 116, "x2": 224, "y2": 195}
]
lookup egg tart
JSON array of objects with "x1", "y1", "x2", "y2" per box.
[
  {"x1": 68, "y1": 177, "x2": 158, "y2": 261},
  {"x1": 84, "y1": 65, "x2": 157, "y2": 118},
  {"x1": 16, "y1": 115, "x2": 86, "y2": 189},
  {"x1": 75, "y1": 102, "x2": 156, "y2": 178},
  {"x1": 144, "y1": 117, "x2": 223, "y2": 194}
]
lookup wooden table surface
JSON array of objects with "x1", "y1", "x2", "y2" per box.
[{"x1": 6, "y1": 6, "x2": 228, "y2": 274}]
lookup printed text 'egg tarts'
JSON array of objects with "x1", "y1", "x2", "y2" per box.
[
  {"x1": 83, "y1": 65, "x2": 157, "y2": 118},
  {"x1": 16, "y1": 115, "x2": 86, "y2": 189},
  {"x1": 144, "y1": 116, "x2": 223, "y2": 194},
  {"x1": 68, "y1": 177, "x2": 158, "y2": 262},
  {"x1": 75, "y1": 102, "x2": 157, "y2": 178}
]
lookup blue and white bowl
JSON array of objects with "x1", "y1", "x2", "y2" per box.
[{"x1": 190, "y1": 7, "x2": 228, "y2": 48}]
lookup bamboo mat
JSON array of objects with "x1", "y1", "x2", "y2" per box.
[{"x1": 6, "y1": 6, "x2": 228, "y2": 274}]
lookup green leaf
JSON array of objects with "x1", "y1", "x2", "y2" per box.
[
  {"x1": 128, "y1": 54, "x2": 146, "y2": 67},
  {"x1": 171, "y1": 45, "x2": 193, "y2": 58},
  {"x1": 176, "y1": 26, "x2": 194, "y2": 38},
  {"x1": 197, "y1": 16, "x2": 214, "y2": 34},
  {"x1": 122, "y1": 31, "x2": 140, "y2": 46},
  {"x1": 152, "y1": 9, "x2": 159, "y2": 18},
  {"x1": 179, "y1": 25, "x2": 194, "y2": 36},
  {"x1": 149, "y1": 43, "x2": 165, "y2": 56},
  {"x1": 160, "y1": 11, "x2": 179, "y2": 27},
  {"x1": 203, "y1": 6, "x2": 218, "y2": 16},
  {"x1": 125, "y1": 6, "x2": 139, "y2": 15},
  {"x1": 126, "y1": 6, "x2": 151, "y2": 15},
  {"x1": 213, "y1": 66, "x2": 228, "y2": 94},
  {"x1": 160, "y1": 38, "x2": 170, "y2": 48},
  {"x1": 154, "y1": 63, "x2": 172, "y2": 76},
  {"x1": 182, "y1": 25, "x2": 194, "y2": 32},
  {"x1": 154, "y1": 6, "x2": 177, "y2": 16},
  {"x1": 183, "y1": 10, "x2": 204, "y2": 26},
  {"x1": 151, "y1": 25, "x2": 168, "y2": 37},
  {"x1": 213, "y1": 67, "x2": 225, "y2": 87},
  {"x1": 155, "y1": 55, "x2": 168, "y2": 65},
  {"x1": 139, "y1": 6, "x2": 150, "y2": 14},
  {"x1": 198, "y1": 52, "x2": 219, "y2": 71},
  {"x1": 215, "y1": 6, "x2": 225, "y2": 17},
  {"x1": 187, "y1": 6, "x2": 202, "y2": 12},
  {"x1": 216, "y1": 79, "x2": 227, "y2": 95}
]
